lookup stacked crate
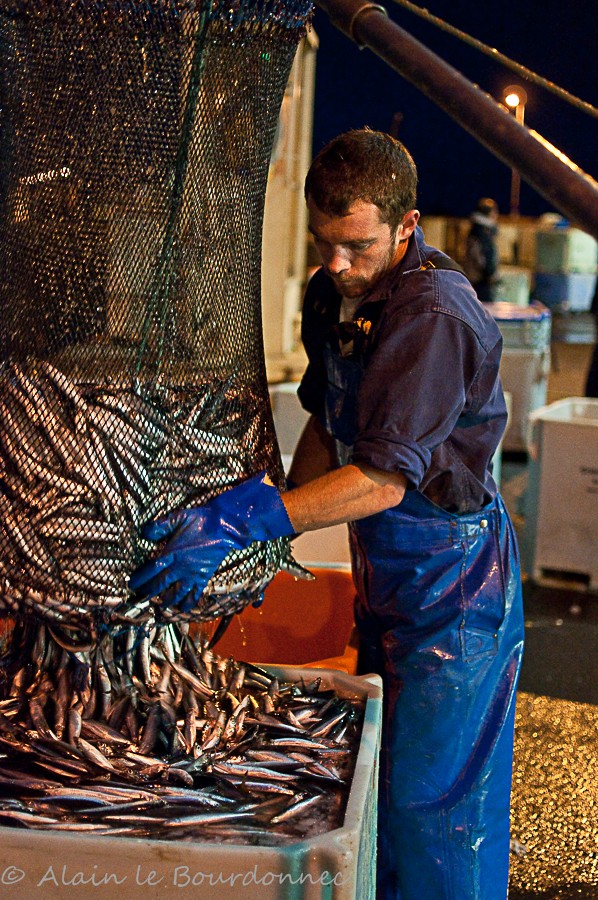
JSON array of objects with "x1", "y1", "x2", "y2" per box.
[
  {"x1": 487, "y1": 301, "x2": 552, "y2": 452},
  {"x1": 495, "y1": 266, "x2": 532, "y2": 307},
  {"x1": 533, "y1": 226, "x2": 597, "y2": 312}
]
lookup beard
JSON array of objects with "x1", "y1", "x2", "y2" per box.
[
  {"x1": 331, "y1": 276, "x2": 369, "y2": 299},
  {"x1": 328, "y1": 240, "x2": 399, "y2": 299}
]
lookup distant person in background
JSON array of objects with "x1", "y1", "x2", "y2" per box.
[
  {"x1": 584, "y1": 280, "x2": 598, "y2": 397},
  {"x1": 464, "y1": 197, "x2": 500, "y2": 302}
]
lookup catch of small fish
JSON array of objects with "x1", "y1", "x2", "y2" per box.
[
  {"x1": 0, "y1": 357, "x2": 357, "y2": 846},
  {"x1": 0, "y1": 619, "x2": 363, "y2": 842},
  {"x1": 0, "y1": 359, "x2": 299, "y2": 627}
]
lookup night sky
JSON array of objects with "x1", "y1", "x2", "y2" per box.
[{"x1": 309, "y1": 0, "x2": 598, "y2": 219}]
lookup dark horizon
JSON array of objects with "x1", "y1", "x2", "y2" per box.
[{"x1": 309, "y1": 0, "x2": 597, "y2": 221}]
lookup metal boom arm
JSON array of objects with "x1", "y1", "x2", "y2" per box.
[{"x1": 315, "y1": 0, "x2": 598, "y2": 240}]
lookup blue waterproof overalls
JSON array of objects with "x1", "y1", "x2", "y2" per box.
[{"x1": 317, "y1": 261, "x2": 525, "y2": 899}]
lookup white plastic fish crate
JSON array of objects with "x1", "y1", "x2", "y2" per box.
[
  {"x1": 268, "y1": 382, "x2": 310, "y2": 461},
  {"x1": 495, "y1": 266, "x2": 532, "y2": 307},
  {"x1": 486, "y1": 301, "x2": 552, "y2": 351},
  {"x1": 0, "y1": 667, "x2": 382, "y2": 900},
  {"x1": 486, "y1": 302, "x2": 552, "y2": 452},
  {"x1": 499, "y1": 348, "x2": 550, "y2": 452},
  {"x1": 535, "y1": 227, "x2": 598, "y2": 274},
  {"x1": 523, "y1": 398, "x2": 598, "y2": 590},
  {"x1": 269, "y1": 383, "x2": 352, "y2": 567}
]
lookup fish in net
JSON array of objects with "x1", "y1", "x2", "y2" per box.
[{"x1": 0, "y1": 0, "x2": 314, "y2": 632}]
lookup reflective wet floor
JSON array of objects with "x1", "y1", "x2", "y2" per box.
[
  {"x1": 509, "y1": 580, "x2": 598, "y2": 898},
  {"x1": 510, "y1": 689, "x2": 598, "y2": 898}
]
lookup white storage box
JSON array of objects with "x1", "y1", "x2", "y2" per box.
[
  {"x1": 0, "y1": 666, "x2": 382, "y2": 900},
  {"x1": 495, "y1": 266, "x2": 532, "y2": 307},
  {"x1": 293, "y1": 524, "x2": 352, "y2": 566},
  {"x1": 523, "y1": 398, "x2": 598, "y2": 590},
  {"x1": 487, "y1": 303, "x2": 552, "y2": 452},
  {"x1": 533, "y1": 271, "x2": 597, "y2": 312},
  {"x1": 269, "y1": 383, "x2": 352, "y2": 565},
  {"x1": 487, "y1": 301, "x2": 552, "y2": 351},
  {"x1": 496, "y1": 222, "x2": 519, "y2": 264},
  {"x1": 499, "y1": 350, "x2": 550, "y2": 452},
  {"x1": 535, "y1": 227, "x2": 598, "y2": 274},
  {"x1": 269, "y1": 382, "x2": 310, "y2": 460}
]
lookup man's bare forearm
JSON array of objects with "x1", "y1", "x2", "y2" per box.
[
  {"x1": 283, "y1": 462, "x2": 407, "y2": 533},
  {"x1": 282, "y1": 414, "x2": 406, "y2": 532}
]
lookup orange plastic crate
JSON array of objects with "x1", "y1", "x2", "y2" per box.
[{"x1": 209, "y1": 567, "x2": 359, "y2": 674}]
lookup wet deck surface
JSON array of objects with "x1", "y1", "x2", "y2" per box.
[{"x1": 510, "y1": 581, "x2": 598, "y2": 898}]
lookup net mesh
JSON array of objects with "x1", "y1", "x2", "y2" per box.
[{"x1": 0, "y1": 0, "x2": 312, "y2": 629}]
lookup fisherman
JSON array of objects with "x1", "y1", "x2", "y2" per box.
[
  {"x1": 463, "y1": 196, "x2": 501, "y2": 302},
  {"x1": 130, "y1": 129, "x2": 524, "y2": 900}
]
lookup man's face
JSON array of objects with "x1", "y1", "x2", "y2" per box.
[{"x1": 307, "y1": 197, "x2": 419, "y2": 299}]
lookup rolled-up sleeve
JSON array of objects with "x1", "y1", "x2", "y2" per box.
[{"x1": 351, "y1": 304, "x2": 487, "y2": 490}]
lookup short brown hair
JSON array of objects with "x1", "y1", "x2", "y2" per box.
[
  {"x1": 304, "y1": 129, "x2": 418, "y2": 232},
  {"x1": 476, "y1": 197, "x2": 498, "y2": 216}
]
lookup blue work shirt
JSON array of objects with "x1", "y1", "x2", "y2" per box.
[{"x1": 298, "y1": 226, "x2": 507, "y2": 514}]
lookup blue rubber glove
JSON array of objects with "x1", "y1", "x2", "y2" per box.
[{"x1": 129, "y1": 471, "x2": 294, "y2": 612}]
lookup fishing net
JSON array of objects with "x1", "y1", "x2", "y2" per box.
[{"x1": 0, "y1": 0, "x2": 313, "y2": 630}]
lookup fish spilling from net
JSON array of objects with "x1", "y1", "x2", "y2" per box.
[
  {"x1": 0, "y1": 361, "x2": 302, "y2": 627},
  {"x1": 0, "y1": 620, "x2": 362, "y2": 843}
]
